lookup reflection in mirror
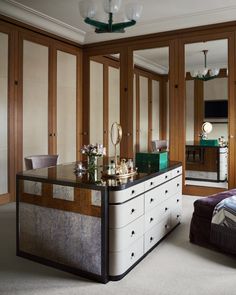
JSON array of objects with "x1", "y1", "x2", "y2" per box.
[
  {"x1": 89, "y1": 54, "x2": 120, "y2": 162},
  {"x1": 185, "y1": 39, "x2": 228, "y2": 189},
  {"x1": 133, "y1": 47, "x2": 169, "y2": 155}
]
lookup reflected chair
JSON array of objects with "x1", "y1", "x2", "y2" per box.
[
  {"x1": 24, "y1": 155, "x2": 58, "y2": 170},
  {"x1": 151, "y1": 140, "x2": 167, "y2": 152}
]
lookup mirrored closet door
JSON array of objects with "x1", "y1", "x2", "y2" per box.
[
  {"x1": 133, "y1": 47, "x2": 169, "y2": 154},
  {"x1": 0, "y1": 32, "x2": 9, "y2": 199},
  {"x1": 184, "y1": 39, "x2": 228, "y2": 189}
]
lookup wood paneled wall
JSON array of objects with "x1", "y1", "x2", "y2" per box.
[{"x1": 1, "y1": 15, "x2": 236, "y2": 198}]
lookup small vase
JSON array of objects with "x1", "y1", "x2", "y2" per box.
[{"x1": 87, "y1": 155, "x2": 98, "y2": 171}]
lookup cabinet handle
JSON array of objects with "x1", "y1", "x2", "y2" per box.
[
  {"x1": 131, "y1": 190, "x2": 135, "y2": 195},
  {"x1": 165, "y1": 224, "x2": 170, "y2": 229},
  {"x1": 131, "y1": 252, "x2": 135, "y2": 258},
  {"x1": 177, "y1": 170, "x2": 180, "y2": 173},
  {"x1": 131, "y1": 208, "x2": 135, "y2": 214},
  {"x1": 177, "y1": 183, "x2": 180, "y2": 187},
  {"x1": 165, "y1": 190, "x2": 168, "y2": 194},
  {"x1": 165, "y1": 207, "x2": 168, "y2": 211},
  {"x1": 177, "y1": 214, "x2": 180, "y2": 218},
  {"x1": 150, "y1": 217, "x2": 154, "y2": 222},
  {"x1": 177, "y1": 199, "x2": 180, "y2": 203},
  {"x1": 150, "y1": 181, "x2": 153, "y2": 186},
  {"x1": 150, "y1": 236, "x2": 154, "y2": 242},
  {"x1": 150, "y1": 198, "x2": 154, "y2": 203},
  {"x1": 131, "y1": 230, "x2": 135, "y2": 236},
  {"x1": 165, "y1": 175, "x2": 168, "y2": 179}
]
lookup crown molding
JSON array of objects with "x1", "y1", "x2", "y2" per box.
[
  {"x1": 134, "y1": 54, "x2": 168, "y2": 75},
  {"x1": 85, "y1": 5, "x2": 236, "y2": 43},
  {"x1": 0, "y1": 0, "x2": 86, "y2": 43}
]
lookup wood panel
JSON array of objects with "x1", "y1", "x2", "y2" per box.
[
  {"x1": 159, "y1": 80, "x2": 167, "y2": 140},
  {"x1": 120, "y1": 48, "x2": 133, "y2": 158},
  {"x1": 103, "y1": 64, "x2": 109, "y2": 158},
  {"x1": 135, "y1": 74, "x2": 140, "y2": 153}
]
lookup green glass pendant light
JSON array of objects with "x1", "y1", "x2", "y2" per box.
[{"x1": 79, "y1": 0, "x2": 143, "y2": 33}]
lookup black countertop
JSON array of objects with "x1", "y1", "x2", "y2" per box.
[{"x1": 17, "y1": 161, "x2": 182, "y2": 191}]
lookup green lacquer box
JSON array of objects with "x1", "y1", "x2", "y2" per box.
[
  {"x1": 135, "y1": 151, "x2": 168, "y2": 173},
  {"x1": 200, "y1": 139, "x2": 219, "y2": 147}
]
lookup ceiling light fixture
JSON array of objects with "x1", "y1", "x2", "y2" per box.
[
  {"x1": 190, "y1": 50, "x2": 220, "y2": 81},
  {"x1": 79, "y1": 0, "x2": 143, "y2": 33}
]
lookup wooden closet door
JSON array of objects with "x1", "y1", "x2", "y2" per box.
[
  {"x1": 56, "y1": 50, "x2": 77, "y2": 164},
  {"x1": 22, "y1": 39, "x2": 49, "y2": 167}
]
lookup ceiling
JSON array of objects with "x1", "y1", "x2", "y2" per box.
[{"x1": 1, "y1": 0, "x2": 236, "y2": 44}]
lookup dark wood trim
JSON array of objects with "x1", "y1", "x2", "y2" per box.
[
  {"x1": 183, "y1": 185, "x2": 224, "y2": 196},
  {"x1": 76, "y1": 50, "x2": 83, "y2": 161},
  {"x1": 0, "y1": 194, "x2": 10, "y2": 205},
  {"x1": 82, "y1": 53, "x2": 90, "y2": 146}
]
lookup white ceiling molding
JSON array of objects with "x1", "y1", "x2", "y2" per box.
[
  {"x1": 85, "y1": 5, "x2": 236, "y2": 43},
  {"x1": 134, "y1": 54, "x2": 168, "y2": 75},
  {"x1": 0, "y1": 0, "x2": 86, "y2": 43}
]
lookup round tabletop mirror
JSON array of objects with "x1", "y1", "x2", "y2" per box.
[{"x1": 202, "y1": 122, "x2": 213, "y2": 134}]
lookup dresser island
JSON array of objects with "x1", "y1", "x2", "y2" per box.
[{"x1": 16, "y1": 161, "x2": 182, "y2": 283}]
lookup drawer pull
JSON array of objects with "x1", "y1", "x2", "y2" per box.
[
  {"x1": 150, "y1": 198, "x2": 154, "y2": 203},
  {"x1": 150, "y1": 217, "x2": 154, "y2": 223},
  {"x1": 131, "y1": 230, "x2": 135, "y2": 236},
  {"x1": 150, "y1": 181, "x2": 153, "y2": 186},
  {"x1": 165, "y1": 190, "x2": 168, "y2": 194},
  {"x1": 131, "y1": 190, "x2": 135, "y2": 195},
  {"x1": 177, "y1": 183, "x2": 180, "y2": 187},
  {"x1": 131, "y1": 208, "x2": 135, "y2": 214},
  {"x1": 150, "y1": 236, "x2": 154, "y2": 242},
  {"x1": 165, "y1": 224, "x2": 170, "y2": 229},
  {"x1": 177, "y1": 199, "x2": 180, "y2": 203},
  {"x1": 131, "y1": 252, "x2": 135, "y2": 259},
  {"x1": 177, "y1": 170, "x2": 180, "y2": 173},
  {"x1": 165, "y1": 207, "x2": 168, "y2": 211},
  {"x1": 177, "y1": 214, "x2": 180, "y2": 218},
  {"x1": 165, "y1": 175, "x2": 168, "y2": 179}
]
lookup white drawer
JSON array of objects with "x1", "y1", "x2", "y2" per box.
[
  {"x1": 109, "y1": 194, "x2": 144, "y2": 229},
  {"x1": 109, "y1": 182, "x2": 145, "y2": 204},
  {"x1": 145, "y1": 176, "x2": 182, "y2": 213},
  {"x1": 144, "y1": 214, "x2": 170, "y2": 253},
  {"x1": 171, "y1": 166, "x2": 182, "y2": 178},
  {"x1": 144, "y1": 198, "x2": 171, "y2": 232},
  {"x1": 109, "y1": 237, "x2": 144, "y2": 276},
  {"x1": 144, "y1": 171, "x2": 172, "y2": 191},
  {"x1": 170, "y1": 206, "x2": 182, "y2": 228},
  {"x1": 109, "y1": 215, "x2": 144, "y2": 252}
]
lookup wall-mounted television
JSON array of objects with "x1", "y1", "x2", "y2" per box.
[{"x1": 204, "y1": 100, "x2": 228, "y2": 121}]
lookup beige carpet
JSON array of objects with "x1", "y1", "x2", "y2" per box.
[{"x1": 0, "y1": 196, "x2": 235, "y2": 295}]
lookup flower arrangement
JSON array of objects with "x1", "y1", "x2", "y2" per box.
[
  {"x1": 81, "y1": 144, "x2": 106, "y2": 157},
  {"x1": 81, "y1": 144, "x2": 106, "y2": 171}
]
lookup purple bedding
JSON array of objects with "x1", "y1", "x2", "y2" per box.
[{"x1": 189, "y1": 189, "x2": 236, "y2": 250}]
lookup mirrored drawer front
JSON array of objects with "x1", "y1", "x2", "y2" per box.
[
  {"x1": 109, "y1": 215, "x2": 144, "y2": 252},
  {"x1": 109, "y1": 182, "x2": 145, "y2": 204},
  {"x1": 109, "y1": 237, "x2": 144, "y2": 276},
  {"x1": 109, "y1": 195, "x2": 144, "y2": 229},
  {"x1": 144, "y1": 198, "x2": 171, "y2": 232},
  {"x1": 171, "y1": 166, "x2": 182, "y2": 178},
  {"x1": 144, "y1": 214, "x2": 170, "y2": 253},
  {"x1": 144, "y1": 171, "x2": 172, "y2": 191}
]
